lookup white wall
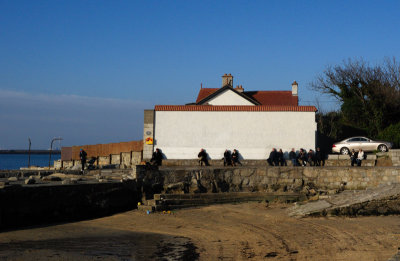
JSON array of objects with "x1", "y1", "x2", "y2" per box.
[
  {"x1": 207, "y1": 90, "x2": 254, "y2": 105},
  {"x1": 154, "y1": 111, "x2": 316, "y2": 159}
]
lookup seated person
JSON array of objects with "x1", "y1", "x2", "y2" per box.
[
  {"x1": 315, "y1": 147, "x2": 325, "y2": 166},
  {"x1": 232, "y1": 149, "x2": 242, "y2": 166},
  {"x1": 267, "y1": 148, "x2": 278, "y2": 166},
  {"x1": 356, "y1": 149, "x2": 364, "y2": 166},
  {"x1": 289, "y1": 148, "x2": 298, "y2": 166},
  {"x1": 307, "y1": 149, "x2": 315, "y2": 166},
  {"x1": 223, "y1": 149, "x2": 233, "y2": 166},
  {"x1": 150, "y1": 148, "x2": 163, "y2": 166},
  {"x1": 298, "y1": 149, "x2": 308, "y2": 166},
  {"x1": 277, "y1": 149, "x2": 287, "y2": 166},
  {"x1": 198, "y1": 149, "x2": 210, "y2": 166},
  {"x1": 350, "y1": 149, "x2": 357, "y2": 167}
]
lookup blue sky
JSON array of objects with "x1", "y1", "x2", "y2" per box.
[{"x1": 1, "y1": 0, "x2": 399, "y2": 149}]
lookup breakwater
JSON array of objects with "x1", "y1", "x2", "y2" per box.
[
  {"x1": 0, "y1": 179, "x2": 138, "y2": 230},
  {"x1": 0, "y1": 150, "x2": 60, "y2": 154}
]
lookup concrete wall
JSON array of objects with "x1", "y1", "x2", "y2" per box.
[
  {"x1": 61, "y1": 151, "x2": 142, "y2": 169},
  {"x1": 207, "y1": 89, "x2": 254, "y2": 105},
  {"x1": 154, "y1": 111, "x2": 317, "y2": 159},
  {"x1": 62, "y1": 140, "x2": 143, "y2": 161},
  {"x1": 111, "y1": 154, "x2": 120, "y2": 165},
  {"x1": 143, "y1": 110, "x2": 155, "y2": 160}
]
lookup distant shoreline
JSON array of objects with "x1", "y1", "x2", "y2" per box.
[{"x1": 0, "y1": 150, "x2": 61, "y2": 154}]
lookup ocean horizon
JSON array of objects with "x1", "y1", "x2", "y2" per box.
[{"x1": 0, "y1": 153, "x2": 61, "y2": 170}]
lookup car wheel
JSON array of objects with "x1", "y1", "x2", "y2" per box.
[
  {"x1": 378, "y1": 144, "x2": 388, "y2": 152},
  {"x1": 340, "y1": 147, "x2": 350, "y2": 155}
]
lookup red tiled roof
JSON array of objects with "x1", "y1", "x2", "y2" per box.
[
  {"x1": 155, "y1": 105, "x2": 317, "y2": 112},
  {"x1": 195, "y1": 88, "x2": 298, "y2": 106},
  {"x1": 244, "y1": 91, "x2": 298, "y2": 106},
  {"x1": 196, "y1": 88, "x2": 219, "y2": 103}
]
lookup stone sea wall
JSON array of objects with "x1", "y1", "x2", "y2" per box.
[{"x1": 135, "y1": 165, "x2": 400, "y2": 198}]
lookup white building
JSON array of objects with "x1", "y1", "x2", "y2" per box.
[{"x1": 143, "y1": 74, "x2": 317, "y2": 160}]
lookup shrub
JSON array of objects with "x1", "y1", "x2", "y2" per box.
[{"x1": 377, "y1": 122, "x2": 400, "y2": 149}]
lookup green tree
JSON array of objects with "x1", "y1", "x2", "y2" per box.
[{"x1": 311, "y1": 58, "x2": 400, "y2": 137}]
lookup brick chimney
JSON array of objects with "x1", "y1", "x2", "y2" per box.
[
  {"x1": 222, "y1": 73, "x2": 233, "y2": 87},
  {"x1": 235, "y1": 85, "x2": 244, "y2": 93},
  {"x1": 291, "y1": 81, "x2": 298, "y2": 96}
]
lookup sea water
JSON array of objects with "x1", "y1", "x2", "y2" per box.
[{"x1": 0, "y1": 154, "x2": 61, "y2": 170}]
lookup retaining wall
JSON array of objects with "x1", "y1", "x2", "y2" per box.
[{"x1": 135, "y1": 165, "x2": 400, "y2": 197}]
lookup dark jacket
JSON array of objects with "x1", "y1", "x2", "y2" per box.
[
  {"x1": 79, "y1": 150, "x2": 87, "y2": 161},
  {"x1": 289, "y1": 151, "x2": 296, "y2": 160},
  {"x1": 198, "y1": 150, "x2": 207, "y2": 161}
]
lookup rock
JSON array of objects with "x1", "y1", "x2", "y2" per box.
[
  {"x1": 42, "y1": 176, "x2": 62, "y2": 181},
  {"x1": 327, "y1": 189, "x2": 338, "y2": 195},
  {"x1": 8, "y1": 177, "x2": 18, "y2": 182},
  {"x1": 61, "y1": 179, "x2": 77, "y2": 185},
  {"x1": 308, "y1": 195, "x2": 319, "y2": 201},
  {"x1": 71, "y1": 164, "x2": 82, "y2": 171},
  {"x1": 24, "y1": 178, "x2": 36, "y2": 185},
  {"x1": 308, "y1": 188, "x2": 317, "y2": 195}
]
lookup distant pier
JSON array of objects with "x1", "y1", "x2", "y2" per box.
[{"x1": 0, "y1": 150, "x2": 60, "y2": 154}]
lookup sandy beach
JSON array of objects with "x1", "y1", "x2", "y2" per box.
[{"x1": 0, "y1": 202, "x2": 399, "y2": 260}]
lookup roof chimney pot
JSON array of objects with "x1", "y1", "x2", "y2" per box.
[
  {"x1": 235, "y1": 84, "x2": 244, "y2": 93},
  {"x1": 221, "y1": 73, "x2": 233, "y2": 87},
  {"x1": 291, "y1": 81, "x2": 298, "y2": 96}
]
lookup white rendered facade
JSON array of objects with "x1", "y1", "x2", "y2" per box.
[
  {"x1": 206, "y1": 89, "x2": 254, "y2": 105},
  {"x1": 154, "y1": 110, "x2": 316, "y2": 160}
]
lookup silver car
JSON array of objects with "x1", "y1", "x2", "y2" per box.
[{"x1": 332, "y1": 136, "x2": 393, "y2": 154}]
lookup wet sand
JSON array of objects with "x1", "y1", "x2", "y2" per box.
[{"x1": 0, "y1": 202, "x2": 399, "y2": 260}]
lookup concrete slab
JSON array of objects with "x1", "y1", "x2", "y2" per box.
[{"x1": 288, "y1": 184, "x2": 400, "y2": 217}]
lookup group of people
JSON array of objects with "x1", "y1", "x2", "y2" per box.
[
  {"x1": 222, "y1": 149, "x2": 242, "y2": 166},
  {"x1": 268, "y1": 147, "x2": 326, "y2": 167},
  {"x1": 198, "y1": 148, "x2": 243, "y2": 166},
  {"x1": 80, "y1": 146, "x2": 369, "y2": 171},
  {"x1": 350, "y1": 148, "x2": 365, "y2": 166}
]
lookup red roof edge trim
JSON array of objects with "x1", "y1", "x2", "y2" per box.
[{"x1": 154, "y1": 105, "x2": 317, "y2": 112}]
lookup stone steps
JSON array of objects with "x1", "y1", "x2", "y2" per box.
[{"x1": 151, "y1": 192, "x2": 306, "y2": 211}]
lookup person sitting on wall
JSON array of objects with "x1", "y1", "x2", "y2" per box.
[
  {"x1": 315, "y1": 147, "x2": 325, "y2": 166},
  {"x1": 223, "y1": 149, "x2": 233, "y2": 166},
  {"x1": 350, "y1": 149, "x2": 357, "y2": 167},
  {"x1": 298, "y1": 149, "x2": 308, "y2": 166},
  {"x1": 307, "y1": 149, "x2": 315, "y2": 166},
  {"x1": 232, "y1": 149, "x2": 242, "y2": 166},
  {"x1": 87, "y1": 157, "x2": 96, "y2": 170},
  {"x1": 79, "y1": 148, "x2": 87, "y2": 173},
  {"x1": 151, "y1": 148, "x2": 163, "y2": 166},
  {"x1": 198, "y1": 149, "x2": 210, "y2": 166},
  {"x1": 356, "y1": 148, "x2": 365, "y2": 166},
  {"x1": 289, "y1": 148, "x2": 298, "y2": 166},
  {"x1": 277, "y1": 149, "x2": 287, "y2": 166},
  {"x1": 267, "y1": 148, "x2": 278, "y2": 166}
]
